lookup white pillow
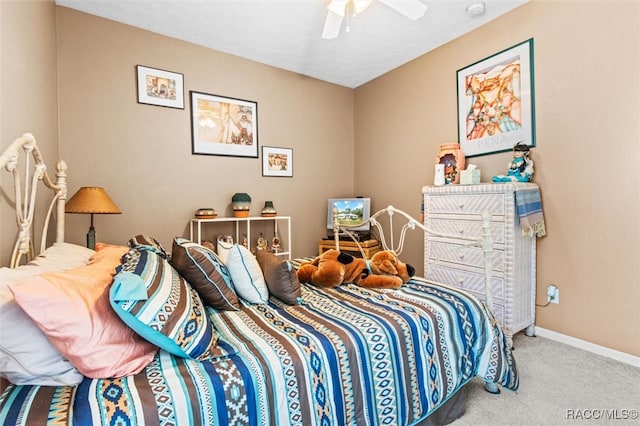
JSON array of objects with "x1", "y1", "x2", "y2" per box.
[
  {"x1": 0, "y1": 242, "x2": 94, "y2": 385},
  {"x1": 224, "y1": 244, "x2": 268, "y2": 304}
]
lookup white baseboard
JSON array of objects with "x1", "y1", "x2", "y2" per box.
[{"x1": 535, "y1": 327, "x2": 640, "y2": 368}]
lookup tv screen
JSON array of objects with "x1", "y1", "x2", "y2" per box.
[{"x1": 327, "y1": 197, "x2": 371, "y2": 233}]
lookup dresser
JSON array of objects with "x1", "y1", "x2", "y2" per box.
[{"x1": 423, "y1": 183, "x2": 537, "y2": 344}]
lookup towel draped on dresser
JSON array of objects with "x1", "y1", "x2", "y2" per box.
[{"x1": 515, "y1": 187, "x2": 546, "y2": 237}]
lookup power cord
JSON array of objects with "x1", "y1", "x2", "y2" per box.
[{"x1": 536, "y1": 289, "x2": 558, "y2": 307}]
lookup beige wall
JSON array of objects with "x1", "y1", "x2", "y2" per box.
[
  {"x1": 1, "y1": 0, "x2": 59, "y2": 263},
  {"x1": 355, "y1": 0, "x2": 640, "y2": 356},
  {"x1": 2, "y1": 0, "x2": 638, "y2": 358},
  {"x1": 54, "y1": 7, "x2": 355, "y2": 259}
]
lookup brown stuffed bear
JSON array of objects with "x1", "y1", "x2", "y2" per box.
[{"x1": 297, "y1": 249, "x2": 415, "y2": 289}]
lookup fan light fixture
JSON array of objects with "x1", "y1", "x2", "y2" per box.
[
  {"x1": 327, "y1": 0, "x2": 372, "y2": 17},
  {"x1": 322, "y1": 0, "x2": 428, "y2": 39}
]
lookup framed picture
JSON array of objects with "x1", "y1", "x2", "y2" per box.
[
  {"x1": 262, "y1": 146, "x2": 293, "y2": 177},
  {"x1": 136, "y1": 65, "x2": 184, "y2": 109},
  {"x1": 456, "y1": 38, "x2": 535, "y2": 157},
  {"x1": 190, "y1": 91, "x2": 258, "y2": 158}
]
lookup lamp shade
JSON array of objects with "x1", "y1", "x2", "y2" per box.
[{"x1": 65, "y1": 187, "x2": 121, "y2": 214}]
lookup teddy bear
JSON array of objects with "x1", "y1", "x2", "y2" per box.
[{"x1": 297, "y1": 249, "x2": 415, "y2": 289}]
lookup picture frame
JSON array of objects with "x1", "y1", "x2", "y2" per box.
[
  {"x1": 136, "y1": 65, "x2": 184, "y2": 109},
  {"x1": 190, "y1": 91, "x2": 258, "y2": 158},
  {"x1": 456, "y1": 38, "x2": 535, "y2": 157},
  {"x1": 262, "y1": 146, "x2": 293, "y2": 177}
]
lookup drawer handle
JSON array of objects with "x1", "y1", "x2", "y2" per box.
[
  {"x1": 458, "y1": 229, "x2": 465, "y2": 234},
  {"x1": 458, "y1": 204, "x2": 465, "y2": 210},
  {"x1": 457, "y1": 277, "x2": 464, "y2": 284}
]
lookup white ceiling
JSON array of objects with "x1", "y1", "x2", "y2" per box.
[{"x1": 55, "y1": 0, "x2": 529, "y2": 88}]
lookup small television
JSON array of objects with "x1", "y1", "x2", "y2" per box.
[{"x1": 327, "y1": 197, "x2": 371, "y2": 233}]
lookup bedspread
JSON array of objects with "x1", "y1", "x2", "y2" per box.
[{"x1": 0, "y1": 277, "x2": 517, "y2": 426}]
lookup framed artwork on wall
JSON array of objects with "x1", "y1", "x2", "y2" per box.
[
  {"x1": 190, "y1": 91, "x2": 258, "y2": 158},
  {"x1": 456, "y1": 38, "x2": 535, "y2": 157},
  {"x1": 262, "y1": 146, "x2": 293, "y2": 177},
  {"x1": 136, "y1": 65, "x2": 184, "y2": 109}
]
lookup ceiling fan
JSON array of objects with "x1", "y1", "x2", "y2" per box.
[{"x1": 321, "y1": 0, "x2": 428, "y2": 39}]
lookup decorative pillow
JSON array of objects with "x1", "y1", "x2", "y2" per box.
[
  {"x1": 256, "y1": 250, "x2": 302, "y2": 305},
  {"x1": 0, "y1": 242, "x2": 94, "y2": 386},
  {"x1": 21, "y1": 242, "x2": 95, "y2": 270},
  {"x1": 111, "y1": 247, "x2": 226, "y2": 360},
  {"x1": 8, "y1": 245, "x2": 158, "y2": 379},
  {"x1": 171, "y1": 238, "x2": 239, "y2": 311},
  {"x1": 216, "y1": 238, "x2": 234, "y2": 263},
  {"x1": 128, "y1": 234, "x2": 168, "y2": 258},
  {"x1": 224, "y1": 244, "x2": 269, "y2": 304}
]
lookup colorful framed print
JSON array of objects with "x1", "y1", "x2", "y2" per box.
[
  {"x1": 456, "y1": 38, "x2": 535, "y2": 157},
  {"x1": 190, "y1": 91, "x2": 258, "y2": 158},
  {"x1": 136, "y1": 65, "x2": 184, "y2": 109},
  {"x1": 262, "y1": 146, "x2": 293, "y2": 177}
]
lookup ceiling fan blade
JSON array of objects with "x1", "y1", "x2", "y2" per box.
[
  {"x1": 327, "y1": 0, "x2": 347, "y2": 17},
  {"x1": 322, "y1": 11, "x2": 344, "y2": 39},
  {"x1": 354, "y1": 0, "x2": 373, "y2": 14},
  {"x1": 379, "y1": 0, "x2": 428, "y2": 20}
]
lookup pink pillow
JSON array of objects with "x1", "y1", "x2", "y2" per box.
[{"x1": 9, "y1": 245, "x2": 158, "y2": 378}]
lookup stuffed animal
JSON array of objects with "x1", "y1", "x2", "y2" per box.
[{"x1": 297, "y1": 249, "x2": 415, "y2": 289}]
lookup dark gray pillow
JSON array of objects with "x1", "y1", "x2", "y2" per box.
[
  {"x1": 171, "y1": 237, "x2": 240, "y2": 311},
  {"x1": 255, "y1": 250, "x2": 301, "y2": 305}
]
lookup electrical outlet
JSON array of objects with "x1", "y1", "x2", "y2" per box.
[{"x1": 547, "y1": 285, "x2": 559, "y2": 304}]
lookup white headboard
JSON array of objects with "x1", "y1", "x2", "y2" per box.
[
  {"x1": 333, "y1": 204, "x2": 495, "y2": 311},
  {"x1": 1, "y1": 133, "x2": 67, "y2": 267}
]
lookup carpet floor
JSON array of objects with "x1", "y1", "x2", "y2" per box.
[{"x1": 450, "y1": 332, "x2": 640, "y2": 425}]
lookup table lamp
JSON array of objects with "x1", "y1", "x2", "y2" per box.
[{"x1": 65, "y1": 187, "x2": 121, "y2": 249}]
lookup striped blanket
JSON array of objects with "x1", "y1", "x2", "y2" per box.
[
  {"x1": 515, "y1": 186, "x2": 546, "y2": 237},
  {"x1": 0, "y1": 275, "x2": 518, "y2": 425}
]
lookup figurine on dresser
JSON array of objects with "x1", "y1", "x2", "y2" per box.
[{"x1": 492, "y1": 142, "x2": 534, "y2": 182}]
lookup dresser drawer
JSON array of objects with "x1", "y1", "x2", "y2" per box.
[
  {"x1": 426, "y1": 264, "x2": 506, "y2": 301},
  {"x1": 426, "y1": 240, "x2": 505, "y2": 272},
  {"x1": 426, "y1": 193, "x2": 505, "y2": 216},
  {"x1": 426, "y1": 218, "x2": 505, "y2": 244}
]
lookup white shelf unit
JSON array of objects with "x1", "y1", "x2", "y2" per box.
[
  {"x1": 189, "y1": 216, "x2": 291, "y2": 259},
  {"x1": 423, "y1": 183, "x2": 537, "y2": 344}
]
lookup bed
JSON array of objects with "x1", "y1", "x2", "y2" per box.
[{"x1": 0, "y1": 133, "x2": 518, "y2": 425}]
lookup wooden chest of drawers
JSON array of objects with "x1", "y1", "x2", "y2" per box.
[
  {"x1": 318, "y1": 239, "x2": 381, "y2": 259},
  {"x1": 423, "y1": 183, "x2": 538, "y2": 342}
]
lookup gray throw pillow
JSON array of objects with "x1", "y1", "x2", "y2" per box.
[
  {"x1": 171, "y1": 237, "x2": 240, "y2": 311},
  {"x1": 255, "y1": 250, "x2": 301, "y2": 305}
]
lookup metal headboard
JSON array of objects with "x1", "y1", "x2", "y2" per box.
[
  {"x1": 333, "y1": 205, "x2": 494, "y2": 310},
  {"x1": 1, "y1": 133, "x2": 67, "y2": 267}
]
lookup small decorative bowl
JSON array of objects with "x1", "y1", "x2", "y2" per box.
[{"x1": 195, "y1": 208, "x2": 217, "y2": 219}]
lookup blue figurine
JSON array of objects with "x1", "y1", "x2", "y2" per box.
[{"x1": 492, "y1": 142, "x2": 534, "y2": 182}]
